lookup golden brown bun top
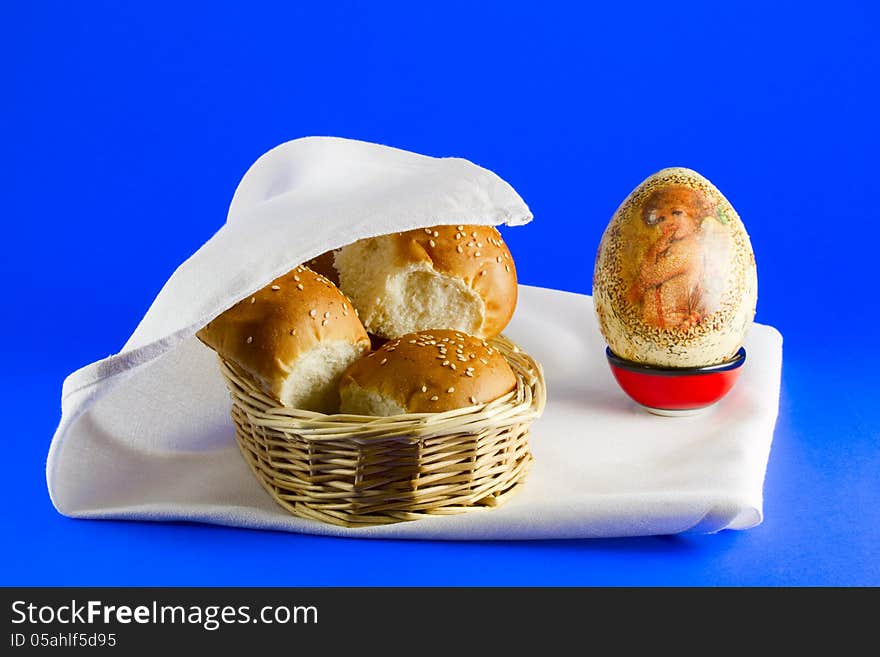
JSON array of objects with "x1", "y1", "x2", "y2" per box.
[
  {"x1": 391, "y1": 224, "x2": 518, "y2": 337},
  {"x1": 197, "y1": 265, "x2": 370, "y2": 397},
  {"x1": 340, "y1": 329, "x2": 517, "y2": 413}
]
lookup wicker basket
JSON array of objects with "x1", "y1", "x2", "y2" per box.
[{"x1": 217, "y1": 335, "x2": 546, "y2": 528}]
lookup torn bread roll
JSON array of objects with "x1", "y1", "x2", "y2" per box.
[
  {"x1": 333, "y1": 225, "x2": 517, "y2": 339},
  {"x1": 339, "y1": 329, "x2": 517, "y2": 415},
  {"x1": 197, "y1": 265, "x2": 370, "y2": 413}
]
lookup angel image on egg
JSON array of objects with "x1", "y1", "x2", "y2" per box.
[{"x1": 626, "y1": 184, "x2": 731, "y2": 330}]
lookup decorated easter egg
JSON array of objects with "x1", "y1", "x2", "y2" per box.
[{"x1": 592, "y1": 167, "x2": 757, "y2": 368}]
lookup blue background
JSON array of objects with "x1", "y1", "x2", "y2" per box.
[{"x1": 4, "y1": 1, "x2": 878, "y2": 586}]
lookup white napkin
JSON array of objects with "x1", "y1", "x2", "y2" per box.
[{"x1": 47, "y1": 136, "x2": 783, "y2": 539}]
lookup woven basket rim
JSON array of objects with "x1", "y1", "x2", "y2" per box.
[
  {"x1": 218, "y1": 333, "x2": 546, "y2": 440},
  {"x1": 220, "y1": 334, "x2": 546, "y2": 527}
]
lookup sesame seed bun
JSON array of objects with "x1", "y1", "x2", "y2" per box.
[
  {"x1": 197, "y1": 265, "x2": 371, "y2": 413},
  {"x1": 303, "y1": 249, "x2": 340, "y2": 286},
  {"x1": 333, "y1": 225, "x2": 517, "y2": 340},
  {"x1": 338, "y1": 329, "x2": 517, "y2": 415}
]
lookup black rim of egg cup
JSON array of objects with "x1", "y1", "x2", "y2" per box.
[{"x1": 605, "y1": 347, "x2": 747, "y2": 375}]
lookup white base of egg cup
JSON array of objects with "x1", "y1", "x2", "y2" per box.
[{"x1": 636, "y1": 403, "x2": 716, "y2": 417}]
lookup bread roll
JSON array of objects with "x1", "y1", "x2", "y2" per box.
[
  {"x1": 333, "y1": 225, "x2": 517, "y2": 339},
  {"x1": 303, "y1": 249, "x2": 340, "y2": 286},
  {"x1": 197, "y1": 265, "x2": 370, "y2": 413},
  {"x1": 339, "y1": 329, "x2": 517, "y2": 415}
]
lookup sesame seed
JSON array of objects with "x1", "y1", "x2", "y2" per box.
[
  {"x1": 250, "y1": 297, "x2": 256, "y2": 304},
  {"x1": 293, "y1": 275, "x2": 300, "y2": 282},
  {"x1": 380, "y1": 358, "x2": 388, "y2": 365},
  {"x1": 496, "y1": 256, "x2": 503, "y2": 263},
  {"x1": 466, "y1": 366, "x2": 474, "y2": 371},
  {"x1": 321, "y1": 319, "x2": 328, "y2": 326},
  {"x1": 432, "y1": 231, "x2": 439, "y2": 237},
  {"x1": 246, "y1": 336, "x2": 253, "y2": 344},
  {"x1": 480, "y1": 358, "x2": 489, "y2": 365},
  {"x1": 457, "y1": 225, "x2": 464, "y2": 231},
  {"x1": 471, "y1": 231, "x2": 477, "y2": 238},
  {"x1": 421, "y1": 385, "x2": 428, "y2": 393},
  {"x1": 296, "y1": 283, "x2": 304, "y2": 290},
  {"x1": 450, "y1": 363, "x2": 456, "y2": 370},
  {"x1": 480, "y1": 270, "x2": 487, "y2": 276},
  {"x1": 456, "y1": 245, "x2": 463, "y2": 253},
  {"x1": 475, "y1": 251, "x2": 481, "y2": 257},
  {"x1": 442, "y1": 360, "x2": 450, "y2": 366},
  {"x1": 289, "y1": 329, "x2": 296, "y2": 336},
  {"x1": 324, "y1": 311, "x2": 331, "y2": 318},
  {"x1": 387, "y1": 347, "x2": 396, "y2": 351},
  {"x1": 469, "y1": 396, "x2": 477, "y2": 404},
  {"x1": 467, "y1": 241, "x2": 474, "y2": 247},
  {"x1": 465, "y1": 371, "x2": 474, "y2": 377},
  {"x1": 447, "y1": 387, "x2": 455, "y2": 393},
  {"x1": 409, "y1": 339, "x2": 417, "y2": 344},
  {"x1": 429, "y1": 239, "x2": 435, "y2": 247},
  {"x1": 505, "y1": 265, "x2": 511, "y2": 272},
  {"x1": 430, "y1": 395, "x2": 439, "y2": 401},
  {"x1": 477, "y1": 242, "x2": 483, "y2": 248},
  {"x1": 455, "y1": 233, "x2": 462, "y2": 240},
  {"x1": 309, "y1": 309, "x2": 317, "y2": 317},
  {"x1": 271, "y1": 285, "x2": 281, "y2": 291}
]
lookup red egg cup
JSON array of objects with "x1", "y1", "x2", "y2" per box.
[{"x1": 605, "y1": 347, "x2": 746, "y2": 416}]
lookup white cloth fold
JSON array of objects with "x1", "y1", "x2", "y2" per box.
[{"x1": 46, "y1": 136, "x2": 782, "y2": 539}]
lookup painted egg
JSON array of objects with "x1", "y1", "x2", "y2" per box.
[{"x1": 592, "y1": 167, "x2": 757, "y2": 368}]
